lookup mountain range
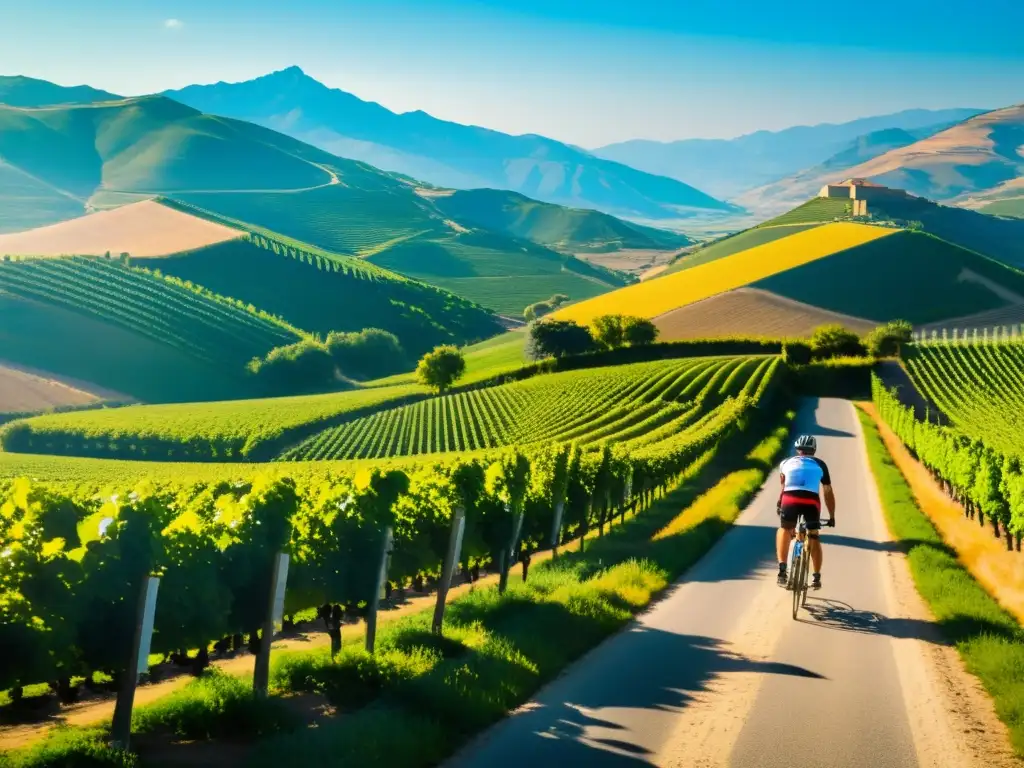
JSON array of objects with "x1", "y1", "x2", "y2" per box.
[
  {"x1": 593, "y1": 108, "x2": 983, "y2": 200},
  {"x1": 163, "y1": 67, "x2": 733, "y2": 221}
]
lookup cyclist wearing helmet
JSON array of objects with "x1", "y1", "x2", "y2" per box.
[{"x1": 776, "y1": 434, "x2": 835, "y2": 589}]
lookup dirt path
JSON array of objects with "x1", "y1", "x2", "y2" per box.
[
  {"x1": 863, "y1": 402, "x2": 1024, "y2": 626},
  {"x1": 447, "y1": 399, "x2": 1016, "y2": 767},
  {"x1": 0, "y1": 520, "x2": 588, "y2": 750}
]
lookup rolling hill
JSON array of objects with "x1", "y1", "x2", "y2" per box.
[
  {"x1": 554, "y1": 220, "x2": 1024, "y2": 338},
  {"x1": 818, "y1": 105, "x2": 1024, "y2": 207},
  {"x1": 734, "y1": 128, "x2": 928, "y2": 214},
  {"x1": 0, "y1": 74, "x2": 120, "y2": 108},
  {"x1": 429, "y1": 188, "x2": 692, "y2": 253},
  {"x1": 592, "y1": 108, "x2": 981, "y2": 199},
  {"x1": 0, "y1": 87, "x2": 679, "y2": 315},
  {"x1": 0, "y1": 198, "x2": 504, "y2": 362},
  {"x1": 163, "y1": 66, "x2": 734, "y2": 220},
  {"x1": 668, "y1": 195, "x2": 1024, "y2": 275}
]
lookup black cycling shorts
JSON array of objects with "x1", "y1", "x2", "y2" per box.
[{"x1": 778, "y1": 492, "x2": 821, "y2": 532}]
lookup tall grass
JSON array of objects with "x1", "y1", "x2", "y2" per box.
[{"x1": 857, "y1": 408, "x2": 1024, "y2": 754}]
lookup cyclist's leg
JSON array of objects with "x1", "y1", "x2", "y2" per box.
[
  {"x1": 777, "y1": 509, "x2": 797, "y2": 562},
  {"x1": 806, "y1": 508, "x2": 823, "y2": 585}
]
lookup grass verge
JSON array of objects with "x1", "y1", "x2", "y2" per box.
[{"x1": 856, "y1": 408, "x2": 1024, "y2": 754}]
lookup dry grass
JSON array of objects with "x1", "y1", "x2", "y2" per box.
[
  {"x1": 553, "y1": 222, "x2": 894, "y2": 325},
  {"x1": 653, "y1": 287, "x2": 875, "y2": 340},
  {"x1": 0, "y1": 362, "x2": 130, "y2": 414},
  {"x1": 575, "y1": 248, "x2": 681, "y2": 278},
  {"x1": 0, "y1": 200, "x2": 243, "y2": 258}
]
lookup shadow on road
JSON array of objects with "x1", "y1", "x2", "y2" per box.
[{"x1": 459, "y1": 627, "x2": 824, "y2": 766}]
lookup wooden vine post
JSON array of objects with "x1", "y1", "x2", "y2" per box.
[
  {"x1": 432, "y1": 504, "x2": 466, "y2": 635},
  {"x1": 365, "y1": 526, "x2": 394, "y2": 654},
  {"x1": 110, "y1": 576, "x2": 160, "y2": 749},
  {"x1": 253, "y1": 552, "x2": 289, "y2": 698}
]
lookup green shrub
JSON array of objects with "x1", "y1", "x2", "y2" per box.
[
  {"x1": 809, "y1": 324, "x2": 866, "y2": 359},
  {"x1": 246, "y1": 339, "x2": 341, "y2": 395},
  {"x1": 326, "y1": 329, "x2": 406, "y2": 380},
  {"x1": 864, "y1": 320, "x2": 913, "y2": 358}
]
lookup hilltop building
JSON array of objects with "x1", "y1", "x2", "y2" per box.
[{"x1": 819, "y1": 178, "x2": 908, "y2": 216}]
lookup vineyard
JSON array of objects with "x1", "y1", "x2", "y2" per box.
[
  {"x1": 0, "y1": 355, "x2": 780, "y2": 700},
  {"x1": 1, "y1": 383, "x2": 424, "y2": 462},
  {"x1": 137, "y1": 226, "x2": 502, "y2": 351},
  {"x1": 367, "y1": 230, "x2": 630, "y2": 317},
  {"x1": 0, "y1": 255, "x2": 301, "y2": 367},
  {"x1": 902, "y1": 340, "x2": 1024, "y2": 456},
  {"x1": 283, "y1": 356, "x2": 778, "y2": 460},
  {"x1": 874, "y1": 372, "x2": 1024, "y2": 551}
]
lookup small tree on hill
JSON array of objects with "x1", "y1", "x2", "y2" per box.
[
  {"x1": 416, "y1": 346, "x2": 466, "y2": 393},
  {"x1": 809, "y1": 324, "x2": 865, "y2": 359},
  {"x1": 592, "y1": 315, "x2": 626, "y2": 349},
  {"x1": 865, "y1": 320, "x2": 913, "y2": 358},
  {"x1": 528, "y1": 320, "x2": 596, "y2": 359},
  {"x1": 623, "y1": 316, "x2": 658, "y2": 346}
]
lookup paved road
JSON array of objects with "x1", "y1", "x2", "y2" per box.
[{"x1": 448, "y1": 398, "x2": 922, "y2": 768}]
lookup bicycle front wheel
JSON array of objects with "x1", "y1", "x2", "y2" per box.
[
  {"x1": 798, "y1": 548, "x2": 811, "y2": 609},
  {"x1": 791, "y1": 553, "x2": 804, "y2": 619}
]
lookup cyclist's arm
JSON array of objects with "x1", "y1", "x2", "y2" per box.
[{"x1": 823, "y1": 484, "x2": 836, "y2": 518}]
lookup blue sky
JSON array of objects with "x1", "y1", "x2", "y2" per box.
[{"x1": 3, "y1": 0, "x2": 1023, "y2": 146}]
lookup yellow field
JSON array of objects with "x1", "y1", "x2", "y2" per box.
[{"x1": 553, "y1": 222, "x2": 895, "y2": 325}]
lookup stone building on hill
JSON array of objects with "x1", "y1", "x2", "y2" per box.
[{"x1": 819, "y1": 178, "x2": 908, "y2": 216}]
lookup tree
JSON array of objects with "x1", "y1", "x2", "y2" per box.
[
  {"x1": 528, "y1": 320, "x2": 596, "y2": 359},
  {"x1": 326, "y1": 328, "x2": 406, "y2": 379},
  {"x1": 523, "y1": 294, "x2": 569, "y2": 322},
  {"x1": 864, "y1": 320, "x2": 913, "y2": 358},
  {"x1": 623, "y1": 316, "x2": 658, "y2": 346},
  {"x1": 416, "y1": 346, "x2": 466, "y2": 392},
  {"x1": 592, "y1": 315, "x2": 626, "y2": 349},
  {"x1": 809, "y1": 324, "x2": 865, "y2": 359},
  {"x1": 246, "y1": 339, "x2": 338, "y2": 395}
]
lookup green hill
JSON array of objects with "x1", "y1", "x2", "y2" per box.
[
  {"x1": 0, "y1": 255, "x2": 303, "y2": 402},
  {"x1": 168, "y1": 189, "x2": 632, "y2": 317},
  {"x1": 431, "y1": 189, "x2": 691, "y2": 252},
  {"x1": 139, "y1": 202, "x2": 503, "y2": 353},
  {"x1": 752, "y1": 230, "x2": 1024, "y2": 323},
  {"x1": 0, "y1": 94, "x2": 642, "y2": 315},
  {"x1": 0, "y1": 75, "x2": 120, "y2": 107}
]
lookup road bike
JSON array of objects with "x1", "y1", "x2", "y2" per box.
[{"x1": 786, "y1": 512, "x2": 834, "y2": 619}]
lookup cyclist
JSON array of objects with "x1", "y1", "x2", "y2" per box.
[{"x1": 776, "y1": 435, "x2": 835, "y2": 589}]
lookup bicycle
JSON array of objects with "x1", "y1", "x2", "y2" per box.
[{"x1": 786, "y1": 512, "x2": 834, "y2": 619}]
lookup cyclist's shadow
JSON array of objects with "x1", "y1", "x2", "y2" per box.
[{"x1": 797, "y1": 598, "x2": 937, "y2": 641}]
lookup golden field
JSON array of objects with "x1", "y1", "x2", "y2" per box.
[{"x1": 553, "y1": 222, "x2": 895, "y2": 325}]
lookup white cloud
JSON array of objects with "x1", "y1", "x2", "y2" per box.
[{"x1": 163, "y1": 19, "x2": 183, "y2": 30}]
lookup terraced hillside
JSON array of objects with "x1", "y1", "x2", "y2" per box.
[
  {"x1": 558, "y1": 220, "x2": 1024, "y2": 333},
  {"x1": 171, "y1": 188, "x2": 632, "y2": 317},
  {"x1": 752, "y1": 230, "x2": 1024, "y2": 324},
  {"x1": 133, "y1": 205, "x2": 503, "y2": 353},
  {"x1": 283, "y1": 356, "x2": 777, "y2": 460},
  {"x1": 554, "y1": 222, "x2": 893, "y2": 325},
  {"x1": 903, "y1": 341, "x2": 1024, "y2": 456},
  {"x1": 0, "y1": 255, "x2": 302, "y2": 401}
]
